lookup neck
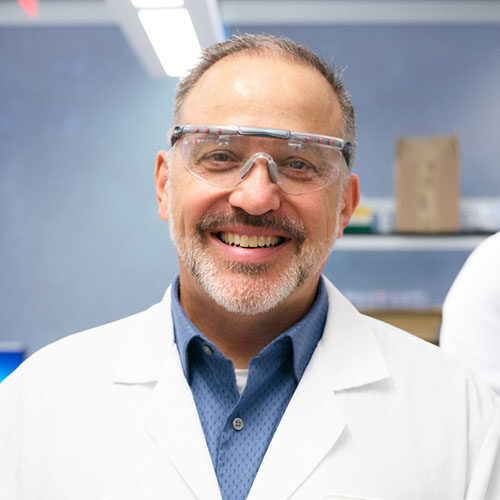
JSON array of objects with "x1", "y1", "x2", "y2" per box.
[{"x1": 177, "y1": 271, "x2": 320, "y2": 369}]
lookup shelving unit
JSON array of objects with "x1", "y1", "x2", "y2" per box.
[
  {"x1": 363, "y1": 309, "x2": 442, "y2": 344},
  {"x1": 335, "y1": 234, "x2": 488, "y2": 251}
]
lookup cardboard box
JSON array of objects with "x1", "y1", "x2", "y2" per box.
[{"x1": 395, "y1": 134, "x2": 460, "y2": 233}]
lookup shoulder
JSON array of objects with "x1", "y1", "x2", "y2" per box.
[
  {"x1": 365, "y1": 313, "x2": 468, "y2": 379},
  {"x1": 323, "y1": 276, "x2": 498, "y2": 406},
  {"x1": 471, "y1": 231, "x2": 500, "y2": 258},
  {"x1": 1, "y1": 295, "x2": 172, "y2": 389},
  {"x1": 366, "y1": 313, "x2": 500, "y2": 422},
  {"x1": 451, "y1": 231, "x2": 500, "y2": 283},
  {"x1": 441, "y1": 232, "x2": 500, "y2": 331}
]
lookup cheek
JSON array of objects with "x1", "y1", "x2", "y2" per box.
[
  {"x1": 299, "y1": 189, "x2": 340, "y2": 240},
  {"x1": 168, "y1": 172, "x2": 223, "y2": 235},
  {"x1": 324, "y1": 184, "x2": 343, "y2": 231},
  {"x1": 167, "y1": 175, "x2": 190, "y2": 236}
]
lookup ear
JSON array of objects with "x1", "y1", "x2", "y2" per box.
[
  {"x1": 337, "y1": 174, "x2": 360, "y2": 238},
  {"x1": 154, "y1": 150, "x2": 170, "y2": 221}
]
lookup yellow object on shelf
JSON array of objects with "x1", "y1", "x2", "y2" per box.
[{"x1": 345, "y1": 205, "x2": 373, "y2": 234}]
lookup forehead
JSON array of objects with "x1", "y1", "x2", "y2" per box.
[{"x1": 180, "y1": 51, "x2": 344, "y2": 137}]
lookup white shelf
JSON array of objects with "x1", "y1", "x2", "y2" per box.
[{"x1": 335, "y1": 234, "x2": 488, "y2": 251}]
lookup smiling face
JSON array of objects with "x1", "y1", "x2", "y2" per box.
[{"x1": 156, "y1": 51, "x2": 359, "y2": 316}]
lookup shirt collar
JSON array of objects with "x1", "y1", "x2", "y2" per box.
[{"x1": 170, "y1": 275, "x2": 328, "y2": 382}]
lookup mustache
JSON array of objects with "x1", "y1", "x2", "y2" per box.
[{"x1": 196, "y1": 209, "x2": 307, "y2": 243}]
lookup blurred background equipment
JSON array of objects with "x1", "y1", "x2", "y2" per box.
[
  {"x1": 0, "y1": 343, "x2": 25, "y2": 383},
  {"x1": 16, "y1": 0, "x2": 38, "y2": 17}
]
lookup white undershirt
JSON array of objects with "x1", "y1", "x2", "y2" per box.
[{"x1": 234, "y1": 368, "x2": 249, "y2": 395}]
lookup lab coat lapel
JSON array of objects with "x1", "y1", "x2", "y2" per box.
[
  {"x1": 112, "y1": 289, "x2": 221, "y2": 500},
  {"x1": 141, "y1": 344, "x2": 222, "y2": 500},
  {"x1": 247, "y1": 343, "x2": 346, "y2": 500},
  {"x1": 248, "y1": 278, "x2": 391, "y2": 500},
  {"x1": 319, "y1": 278, "x2": 391, "y2": 392}
]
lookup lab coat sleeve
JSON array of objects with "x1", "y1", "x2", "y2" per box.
[
  {"x1": 440, "y1": 232, "x2": 500, "y2": 395},
  {"x1": 466, "y1": 395, "x2": 500, "y2": 500}
]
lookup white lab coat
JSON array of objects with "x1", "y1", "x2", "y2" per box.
[
  {"x1": 441, "y1": 231, "x2": 500, "y2": 395},
  {"x1": 0, "y1": 278, "x2": 499, "y2": 500}
]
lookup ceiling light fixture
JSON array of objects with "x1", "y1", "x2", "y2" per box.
[
  {"x1": 137, "y1": 8, "x2": 201, "y2": 77},
  {"x1": 106, "y1": 0, "x2": 223, "y2": 78},
  {"x1": 130, "y1": 0, "x2": 184, "y2": 8}
]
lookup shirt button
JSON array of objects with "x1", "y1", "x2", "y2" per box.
[
  {"x1": 232, "y1": 417, "x2": 244, "y2": 431},
  {"x1": 202, "y1": 344, "x2": 213, "y2": 356}
]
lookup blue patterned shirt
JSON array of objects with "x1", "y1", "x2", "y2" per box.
[{"x1": 171, "y1": 276, "x2": 328, "y2": 500}]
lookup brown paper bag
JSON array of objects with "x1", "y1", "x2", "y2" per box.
[{"x1": 395, "y1": 134, "x2": 460, "y2": 233}]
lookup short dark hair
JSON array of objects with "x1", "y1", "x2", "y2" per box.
[{"x1": 173, "y1": 34, "x2": 356, "y2": 167}]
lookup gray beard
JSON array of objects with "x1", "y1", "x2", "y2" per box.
[{"x1": 167, "y1": 183, "x2": 341, "y2": 315}]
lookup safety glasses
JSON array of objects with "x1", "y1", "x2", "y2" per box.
[{"x1": 169, "y1": 125, "x2": 352, "y2": 195}]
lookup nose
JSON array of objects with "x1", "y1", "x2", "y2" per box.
[{"x1": 228, "y1": 156, "x2": 282, "y2": 215}]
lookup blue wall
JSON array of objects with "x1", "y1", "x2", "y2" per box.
[
  {"x1": 1, "y1": 27, "x2": 178, "y2": 354},
  {"x1": 230, "y1": 24, "x2": 500, "y2": 196},
  {"x1": 1, "y1": 24, "x2": 499, "y2": 354}
]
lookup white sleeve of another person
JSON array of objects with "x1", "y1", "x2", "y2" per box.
[{"x1": 440, "y1": 232, "x2": 500, "y2": 395}]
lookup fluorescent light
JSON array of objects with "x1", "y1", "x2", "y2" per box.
[
  {"x1": 137, "y1": 8, "x2": 201, "y2": 77},
  {"x1": 131, "y1": 0, "x2": 184, "y2": 8}
]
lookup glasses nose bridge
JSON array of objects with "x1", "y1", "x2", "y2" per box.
[{"x1": 239, "y1": 152, "x2": 281, "y2": 185}]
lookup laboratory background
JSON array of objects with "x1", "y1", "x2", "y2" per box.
[{"x1": 1, "y1": 0, "x2": 499, "y2": 377}]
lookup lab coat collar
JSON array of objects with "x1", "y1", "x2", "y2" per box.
[
  {"x1": 320, "y1": 277, "x2": 391, "y2": 391},
  {"x1": 111, "y1": 287, "x2": 175, "y2": 384},
  {"x1": 111, "y1": 278, "x2": 391, "y2": 390}
]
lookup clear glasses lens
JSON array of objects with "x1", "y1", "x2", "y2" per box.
[{"x1": 176, "y1": 134, "x2": 345, "y2": 195}]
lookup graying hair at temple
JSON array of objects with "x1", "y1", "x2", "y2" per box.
[{"x1": 173, "y1": 34, "x2": 356, "y2": 168}]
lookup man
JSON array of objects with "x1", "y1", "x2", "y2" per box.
[{"x1": 0, "y1": 34, "x2": 499, "y2": 500}]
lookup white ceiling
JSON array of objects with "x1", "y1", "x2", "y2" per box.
[{"x1": 1, "y1": 0, "x2": 500, "y2": 25}]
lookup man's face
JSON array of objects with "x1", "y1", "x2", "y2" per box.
[{"x1": 156, "y1": 52, "x2": 358, "y2": 315}]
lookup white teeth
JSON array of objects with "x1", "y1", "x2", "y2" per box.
[{"x1": 219, "y1": 232, "x2": 281, "y2": 248}]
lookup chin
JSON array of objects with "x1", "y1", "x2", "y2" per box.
[
  {"x1": 193, "y1": 260, "x2": 307, "y2": 316},
  {"x1": 180, "y1": 238, "x2": 332, "y2": 316}
]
